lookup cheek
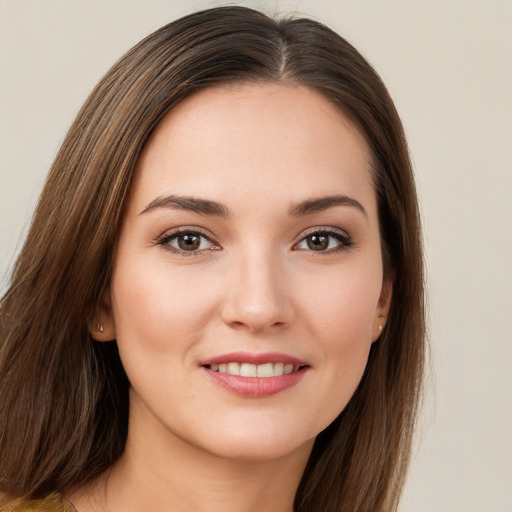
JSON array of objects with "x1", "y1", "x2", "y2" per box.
[
  {"x1": 110, "y1": 255, "x2": 219, "y2": 358},
  {"x1": 301, "y1": 258, "x2": 383, "y2": 343},
  {"x1": 298, "y1": 261, "x2": 382, "y2": 420}
]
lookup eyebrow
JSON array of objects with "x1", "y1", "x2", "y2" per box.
[
  {"x1": 140, "y1": 195, "x2": 229, "y2": 218},
  {"x1": 139, "y1": 193, "x2": 366, "y2": 219},
  {"x1": 288, "y1": 195, "x2": 367, "y2": 218}
]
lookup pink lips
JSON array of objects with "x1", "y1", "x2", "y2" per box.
[
  {"x1": 201, "y1": 351, "x2": 308, "y2": 367},
  {"x1": 200, "y1": 352, "x2": 310, "y2": 398}
]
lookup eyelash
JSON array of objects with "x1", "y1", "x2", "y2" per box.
[
  {"x1": 294, "y1": 228, "x2": 353, "y2": 253},
  {"x1": 156, "y1": 227, "x2": 353, "y2": 256},
  {"x1": 157, "y1": 228, "x2": 220, "y2": 256}
]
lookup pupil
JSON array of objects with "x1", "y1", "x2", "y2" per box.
[
  {"x1": 308, "y1": 235, "x2": 328, "y2": 251},
  {"x1": 178, "y1": 234, "x2": 200, "y2": 250}
]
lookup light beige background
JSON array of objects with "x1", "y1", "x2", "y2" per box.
[{"x1": 1, "y1": 1, "x2": 511, "y2": 510}]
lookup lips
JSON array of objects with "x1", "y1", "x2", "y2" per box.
[
  {"x1": 208, "y1": 362, "x2": 299, "y2": 378},
  {"x1": 200, "y1": 352, "x2": 310, "y2": 398}
]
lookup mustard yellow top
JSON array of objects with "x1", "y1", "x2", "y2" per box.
[{"x1": 0, "y1": 493, "x2": 75, "y2": 512}]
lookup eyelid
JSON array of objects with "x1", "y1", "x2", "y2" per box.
[
  {"x1": 154, "y1": 225, "x2": 352, "y2": 255},
  {"x1": 293, "y1": 226, "x2": 353, "y2": 252},
  {"x1": 156, "y1": 226, "x2": 221, "y2": 255}
]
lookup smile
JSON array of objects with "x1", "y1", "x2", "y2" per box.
[
  {"x1": 200, "y1": 352, "x2": 310, "y2": 398},
  {"x1": 205, "y1": 362, "x2": 301, "y2": 378}
]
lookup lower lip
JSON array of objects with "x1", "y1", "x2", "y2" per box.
[{"x1": 202, "y1": 367, "x2": 308, "y2": 398}]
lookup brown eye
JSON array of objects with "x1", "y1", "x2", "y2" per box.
[
  {"x1": 295, "y1": 229, "x2": 352, "y2": 253},
  {"x1": 306, "y1": 234, "x2": 329, "y2": 251},
  {"x1": 160, "y1": 230, "x2": 218, "y2": 254},
  {"x1": 177, "y1": 234, "x2": 201, "y2": 251}
]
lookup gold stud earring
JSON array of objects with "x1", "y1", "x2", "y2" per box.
[{"x1": 378, "y1": 325, "x2": 383, "y2": 332}]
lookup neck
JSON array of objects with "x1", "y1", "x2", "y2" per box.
[{"x1": 68, "y1": 399, "x2": 313, "y2": 512}]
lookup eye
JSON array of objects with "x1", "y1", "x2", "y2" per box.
[
  {"x1": 158, "y1": 229, "x2": 220, "y2": 255},
  {"x1": 294, "y1": 229, "x2": 352, "y2": 253}
]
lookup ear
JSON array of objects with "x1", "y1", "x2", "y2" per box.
[
  {"x1": 89, "y1": 288, "x2": 116, "y2": 342},
  {"x1": 372, "y1": 277, "x2": 393, "y2": 343}
]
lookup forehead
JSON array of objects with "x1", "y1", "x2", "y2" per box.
[{"x1": 130, "y1": 83, "x2": 375, "y2": 216}]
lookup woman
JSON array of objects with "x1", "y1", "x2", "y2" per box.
[{"x1": 0, "y1": 6, "x2": 424, "y2": 512}]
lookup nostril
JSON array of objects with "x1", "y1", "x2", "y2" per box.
[{"x1": 221, "y1": 296, "x2": 292, "y2": 332}]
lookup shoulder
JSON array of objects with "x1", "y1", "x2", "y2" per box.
[{"x1": 0, "y1": 493, "x2": 74, "y2": 512}]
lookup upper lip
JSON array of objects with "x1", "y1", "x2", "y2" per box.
[{"x1": 199, "y1": 351, "x2": 309, "y2": 367}]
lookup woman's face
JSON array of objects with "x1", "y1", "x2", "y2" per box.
[{"x1": 102, "y1": 83, "x2": 391, "y2": 462}]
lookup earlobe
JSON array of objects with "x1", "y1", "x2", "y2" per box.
[
  {"x1": 89, "y1": 320, "x2": 115, "y2": 342},
  {"x1": 372, "y1": 321, "x2": 385, "y2": 343},
  {"x1": 372, "y1": 278, "x2": 393, "y2": 342},
  {"x1": 89, "y1": 289, "x2": 116, "y2": 342}
]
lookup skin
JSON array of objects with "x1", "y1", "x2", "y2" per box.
[{"x1": 74, "y1": 83, "x2": 391, "y2": 512}]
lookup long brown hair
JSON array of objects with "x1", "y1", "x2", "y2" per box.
[{"x1": 0, "y1": 7, "x2": 424, "y2": 511}]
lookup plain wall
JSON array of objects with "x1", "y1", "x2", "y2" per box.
[{"x1": 1, "y1": 1, "x2": 511, "y2": 510}]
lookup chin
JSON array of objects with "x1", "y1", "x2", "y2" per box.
[
  {"x1": 180, "y1": 414, "x2": 322, "y2": 463},
  {"x1": 205, "y1": 433, "x2": 315, "y2": 463}
]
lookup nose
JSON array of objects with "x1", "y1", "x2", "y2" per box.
[{"x1": 220, "y1": 249, "x2": 294, "y2": 333}]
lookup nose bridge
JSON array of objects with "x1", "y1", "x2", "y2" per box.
[{"x1": 222, "y1": 241, "x2": 292, "y2": 331}]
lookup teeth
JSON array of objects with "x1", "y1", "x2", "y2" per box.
[
  {"x1": 273, "y1": 363, "x2": 284, "y2": 376},
  {"x1": 240, "y1": 363, "x2": 257, "y2": 377},
  {"x1": 227, "y1": 362, "x2": 240, "y2": 376},
  {"x1": 256, "y1": 362, "x2": 274, "y2": 377},
  {"x1": 209, "y1": 362, "x2": 301, "y2": 378}
]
